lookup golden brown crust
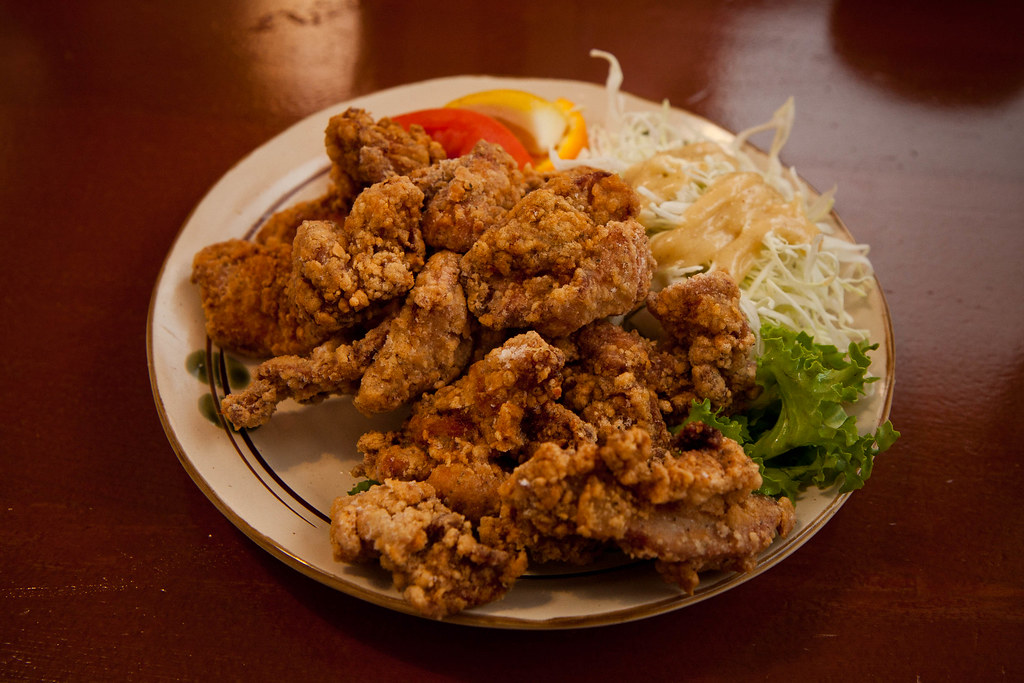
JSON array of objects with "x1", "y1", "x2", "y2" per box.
[
  {"x1": 190, "y1": 239, "x2": 317, "y2": 357},
  {"x1": 460, "y1": 168, "x2": 654, "y2": 337},
  {"x1": 287, "y1": 176, "x2": 426, "y2": 337},
  {"x1": 410, "y1": 140, "x2": 527, "y2": 252},
  {"x1": 190, "y1": 110, "x2": 797, "y2": 618},
  {"x1": 498, "y1": 428, "x2": 793, "y2": 591},
  {"x1": 647, "y1": 270, "x2": 760, "y2": 418},
  {"x1": 324, "y1": 108, "x2": 446, "y2": 191},
  {"x1": 329, "y1": 479, "x2": 527, "y2": 619}
]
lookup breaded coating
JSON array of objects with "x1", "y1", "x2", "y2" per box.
[
  {"x1": 329, "y1": 479, "x2": 527, "y2": 619},
  {"x1": 409, "y1": 140, "x2": 527, "y2": 252},
  {"x1": 258, "y1": 107, "x2": 443, "y2": 248},
  {"x1": 287, "y1": 176, "x2": 426, "y2": 337},
  {"x1": 220, "y1": 322, "x2": 390, "y2": 430},
  {"x1": 424, "y1": 462, "x2": 509, "y2": 524},
  {"x1": 521, "y1": 401, "x2": 598, "y2": 455},
  {"x1": 190, "y1": 239, "x2": 320, "y2": 357},
  {"x1": 220, "y1": 250, "x2": 473, "y2": 428},
  {"x1": 647, "y1": 270, "x2": 759, "y2": 418},
  {"x1": 324, "y1": 107, "x2": 445, "y2": 201},
  {"x1": 561, "y1": 320, "x2": 670, "y2": 447},
  {"x1": 353, "y1": 250, "x2": 474, "y2": 415},
  {"x1": 355, "y1": 332, "x2": 566, "y2": 519},
  {"x1": 460, "y1": 168, "x2": 654, "y2": 337},
  {"x1": 499, "y1": 425, "x2": 791, "y2": 590},
  {"x1": 542, "y1": 166, "x2": 640, "y2": 226},
  {"x1": 254, "y1": 193, "x2": 350, "y2": 248},
  {"x1": 649, "y1": 494, "x2": 795, "y2": 593},
  {"x1": 412, "y1": 331, "x2": 564, "y2": 458}
]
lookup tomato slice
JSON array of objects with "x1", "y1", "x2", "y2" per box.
[{"x1": 391, "y1": 108, "x2": 533, "y2": 169}]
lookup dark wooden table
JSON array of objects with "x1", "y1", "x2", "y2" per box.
[{"x1": 3, "y1": 1, "x2": 1022, "y2": 680}]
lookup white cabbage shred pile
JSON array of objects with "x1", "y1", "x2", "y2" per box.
[{"x1": 553, "y1": 50, "x2": 877, "y2": 350}]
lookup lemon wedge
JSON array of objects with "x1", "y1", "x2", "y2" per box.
[{"x1": 445, "y1": 90, "x2": 587, "y2": 168}]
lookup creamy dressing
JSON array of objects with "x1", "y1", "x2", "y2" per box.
[
  {"x1": 639, "y1": 167, "x2": 820, "y2": 280},
  {"x1": 622, "y1": 142, "x2": 738, "y2": 199}
]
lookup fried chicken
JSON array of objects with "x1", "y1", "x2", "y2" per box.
[
  {"x1": 561, "y1": 320, "x2": 670, "y2": 448},
  {"x1": 356, "y1": 331, "x2": 566, "y2": 519},
  {"x1": 499, "y1": 425, "x2": 793, "y2": 592},
  {"x1": 353, "y1": 250, "x2": 474, "y2": 415},
  {"x1": 220, "y1": 250, "x2": 473, "y2": 428},
  {"x1": 460, "y1": 168, "x2": 654, "y2": 337},
  {"x1": 191, "y1": 239, "x2": 322, "y2": 357},
  {"x1": 359, "y1": 331, "x2": 565, "y2": 468},
  {"x1": 189, "y1": 108, "x2": 803, "y2": 617},
  {"x1": 409, "y1": 140, "x2": 527, "y2": 252},
  {"x1": 647, "y1": 270, "x2": 759, "y2": 420},
  {"x1": 324, "y1": 107, "x2": 446, "y2": 205},
  {"x1": 220, "y1": 321, "x2": 390, "y2": 430},
  {"x1": 287, "y1": 175, "x2": 426, "y2": 337},
  {"x1": 254, "y1": 193, "x2": 350, "y2": 248},
  {"x1": 193, "y1": 109, "x2": 441, "y2": 357},
  {"x1": 647, "y1": 494, "x2": 795, "y2": 593},
  {"x1": 329, "y1": 479, "x2": 527, "y2": 619}
]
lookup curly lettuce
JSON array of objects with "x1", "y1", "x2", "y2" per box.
[{"x1": 681, "y1": 322, "x2": 899, "y2": 502}]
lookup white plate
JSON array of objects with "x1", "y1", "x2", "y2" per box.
[{"x1": 147, "y1": 76, "x2": 895, "y2": 629}]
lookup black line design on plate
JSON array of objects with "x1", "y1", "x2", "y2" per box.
[{"x1": 208, "y1": 340, "x2": 326, "y2": 527}]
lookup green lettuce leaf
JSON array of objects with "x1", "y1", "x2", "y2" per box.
[{"x1": 680, "y1": 323, "x2": 899, "y2": 501}]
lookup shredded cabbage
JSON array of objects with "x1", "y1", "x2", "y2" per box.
[{"x1": 566, "y1": 50, "x2": 876, "y2": 348}]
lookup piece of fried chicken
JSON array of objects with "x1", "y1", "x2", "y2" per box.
[
  {"x1": 353, "y1": 250, "x2": 474, "y2": 415},
  {"x1": 329, "y1": 479, "x2": 527, "y2": 619},
  {"x1": 560, "y1": 319, "x2": 671, "y2": 448},
  {"x1": 191, "y1": 239, "x2": 324, "y2": 357},
  {"x1": 220, "y1": 250, "x2": 473, "y2": 429},
  {"x1": 647, "y1": 270, "x2": 760, "y2": 420},
  {"x1": 499, "y1": 424, "x2": 794, "y2": 592},
  {"x1": 220, "y1": 322, "x2": 390, "y2": 430},
  {"x1": 254, "y1": 193, "x2": 351, "y2": 248},
  {"x1": 287, "y1": 175, "x2": 427, "y2": 338},
  {"x1": 257, "y1": 108, "x2": 443, "y2": 247},
  {"x1": 460, "y1": 168, "x2": 654, "y2": 337},
  {"x1": 355, "y1": 331, "x2": 568, "y2": 520},
  {"x1": 409, "y1": 140, "x2": 528, "y2": 253},
  {"x1": 323, "y1": 107, "x2": 446, "y2": 208}
]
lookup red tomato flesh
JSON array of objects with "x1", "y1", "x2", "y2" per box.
[{"x1": 391, "y1": 108, "x2": 533, "y2": 169}]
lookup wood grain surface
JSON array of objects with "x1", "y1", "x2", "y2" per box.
[{"x1": 2, "y1": 1, "x2": 1022, "y2": 680}]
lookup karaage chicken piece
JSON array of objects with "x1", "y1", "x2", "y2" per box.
[
  {"x1": 460, "y1": 168, "x2": 654, "y2": 337},
  {"x1": 353, "y1": 250, "x2": 474, "y2": 415},
  {"x1": 355, "y1": 331, "x2": 566, "y2": 519},
  {"x1": 220, "y1": 250, "x2": 473, "y2": 428},
  {"x1": 287, "y1": 175, "x2": 426, "y2": 338},
  {"x1": 360, "y1": 331, "x2": 565, "y2": 468},
  {"x1": 191, "y1": 239, "x2": 321, "y2": 357},
  {"x1": 256, "y1": 108, "x2": 442, "y2": 248},
  {"x1": 324, "y1": 108, "x2": 446, "y2": 203},
  {"x1": 329, "y1": 479, "x2": 527, "y2": 619},
  {"x1": 647, "y1": 270, "x2": 759, "y2": 420},
  {"x1": 647, "y1": 493, "x2": 795, "y2": 593},
  {"x1": 220, "y1": 321, "x2": 390, "y2": 430},
  {"x1": 254, "y1": 193, "x2": 350, "y2": 248},
  {"x1": 499, "y1": 425, "x2": 792, "y2": 591},
  {"x1": 409, "y1": 140, "x2": 527, "y2": 252},
  {"x1": 542, "y1": 166, "x2": 641, "y2": 226},
  {"x1": 561, "y1": 320, "x2": 670, "y2": 447}
]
